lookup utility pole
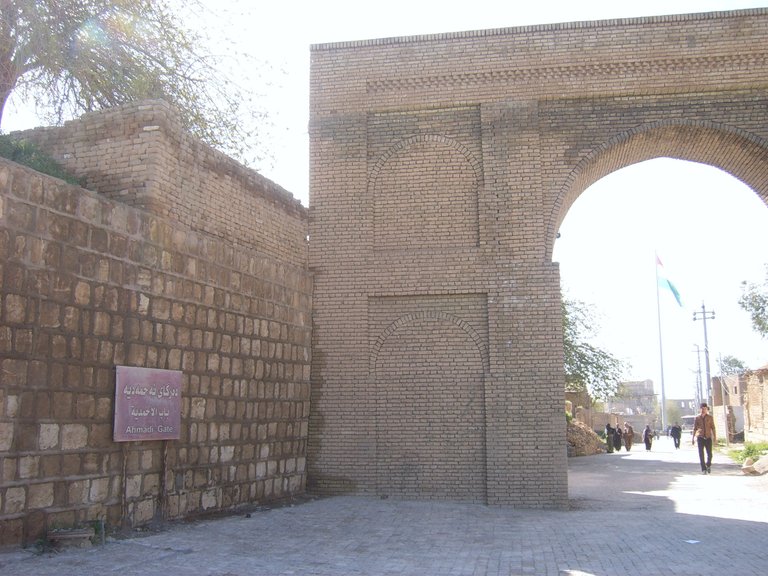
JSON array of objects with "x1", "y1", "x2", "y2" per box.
[
  {"x1": 693, "y1": 344, "x2": 703, "y2": 406},
  {"x1": 692, "y1": 304, "x2": 715, "y2": 408},
  {"x1": 693, "y1": 304, "x2": 720, "y2": 443}
]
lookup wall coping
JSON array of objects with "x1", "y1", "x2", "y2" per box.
[{"x1": 310, "y1": 8, "x2": 767, "y2": 51}]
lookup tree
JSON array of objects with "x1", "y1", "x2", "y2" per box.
[
  {"x1": 739, "y1": 265, "x2": 768, "y2": 339},
  {"x1": 719, "y1": 354, "x2": 748, "y2": 376},
  {"x1": 562, "y1": 298, "x2": 627, "y2": 403},
  {"x1": 0, "y1": 0, "x2": 268, "y2": 164},
  {"x1": 664, "y1": 400, "x2": 683, "y2": 426}
]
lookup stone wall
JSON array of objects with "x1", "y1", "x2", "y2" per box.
[
  {"x1": 15, "y1": 100, "x2": 307, "y2": 267},
  {"x1": 308, "y1": 9, "x2": 768, "y2": 507},
  {"x1": 0, "y1": 103, "x2": 311, "y2": 547}
]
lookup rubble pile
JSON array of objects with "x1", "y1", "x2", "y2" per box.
[{"x1": 567, "y1": 420, "x2": 606, "y2": 457}]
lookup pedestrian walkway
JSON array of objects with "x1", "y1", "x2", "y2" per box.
[{"x1": 1, "y1": 437, "x2": 767, "y2": 575}]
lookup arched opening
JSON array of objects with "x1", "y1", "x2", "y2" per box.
[
  {"x1": 553, "y1": 156, "x2": 768, "y2": 433},
  {"x1": 547, "y1": 121, "x2": 768, "y2": 258}
]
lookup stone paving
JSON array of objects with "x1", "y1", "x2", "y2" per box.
[{"x1": 1, "y1": 437, "x2": 767, "y2": 575}]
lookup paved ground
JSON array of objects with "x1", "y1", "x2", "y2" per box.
[{"x1": 1, "y1": 436, "x2": 767, "y2": 575}]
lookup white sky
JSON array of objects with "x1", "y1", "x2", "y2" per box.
[{"x1": 4, "y1": 0, "x2": 767, "y2": 403}]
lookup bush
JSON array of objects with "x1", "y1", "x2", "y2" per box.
[{"x1": 0, "y1": 135, "x2": 82, "y2": 185}]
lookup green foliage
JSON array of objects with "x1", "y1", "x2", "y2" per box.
[
  {"x1": 719, "y1": 354, "x2": 749, "y2": 375},
  {"x1": 0, "y1": 135, "x2": 81, "y2": 184},
  {"x1": 0, "y1": 0, "x2": 269, "y2": 165},
  {"x1": 565, "y1": 410, "x2": 573, "y2": 424},
  {"x1": 728, "y1": 441, "x2": 768, "y2": 464},
  {"x1": 663, "y1": 401, "x2": 682, "y2": 427},
  {"x1": 563, "y1": 298, "x2": 627, "y2": 402},
  {"x1": 739, "y1": 266, "x2": 768, "y2": 339}
]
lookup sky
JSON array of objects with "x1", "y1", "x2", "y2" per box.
[{"x1": 4, "y1": 0, "x2": 767, "y2": 406}]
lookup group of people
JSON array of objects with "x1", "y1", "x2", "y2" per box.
[
  {"x1": 602, "y1": 403, "x2": 717, "y2": 474},
  {"x1": 605, "y1": 422, "x2": 656, "y2": 453}
]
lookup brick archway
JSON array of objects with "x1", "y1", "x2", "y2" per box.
[
  {"x1": 547, "y1": 119, "x2": 768, "y2": 258},
  {"x1": 308, "y1": 8, "x2": 768, "y2": 507}
]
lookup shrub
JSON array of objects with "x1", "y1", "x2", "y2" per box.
[{"x1": 0, "y1": 135, "x2": 82, "y2": 185}]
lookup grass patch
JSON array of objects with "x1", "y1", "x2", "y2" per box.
[{"x1": 728, "y1": 441, "x2": 768, "y2": 464}]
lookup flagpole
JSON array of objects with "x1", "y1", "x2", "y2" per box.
[{"x1": 655, "y1": 254, "x2": 667, "y2": 433}]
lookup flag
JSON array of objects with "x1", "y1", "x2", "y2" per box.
[{"x1": 656, "y1": 255, "x2": 683, "y2": 307}]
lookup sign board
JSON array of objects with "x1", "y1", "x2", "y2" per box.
[{"x1": 114, "y1": 366, "x2": 182, "y2": 442}]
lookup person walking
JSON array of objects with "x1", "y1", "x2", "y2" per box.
[
  {"x1": 642, "y1": 424, "x2": 653, "y2": 451},
  {"x1": 692, "y1": 403, "x2": 717, "y2": 474},
  {"x1": 670, "y1": 422, "x2": 682, "y2": 449},
  {"x1": 613, "y1": 425, "x2": 623, "y2": 452},
  {"x1": 623, "y1": 422, "x2": 634, "y2": 451},
  {"x1": 605, "y1": 423, "x2": 615, "y2": 453}
]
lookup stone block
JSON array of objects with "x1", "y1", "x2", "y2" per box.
[
  {"x1": 742, "y1": 455, "x2": 768, "y2": 475},
  {"x1": 201, "y1": 488, "x2": 218, "y2": 510},
  {"x1": 125, "y1": 474, "x2": 142, "y2": 499},
  {"x1": 61, "y1": 453, "x2": 81, "y2": 476},
  {"x1": 0, "y1": 422, "x2": 14, "y2": 451},
  {"x1": 220, "y1": 445, "x2": 235, "y2": 462},
  {"x1": 143, "y1": 473, "x2": 159, "y2": 495},
  {"x1": 68, "y1": 480, "x2": 90, "y2": 505},
  {"x1": 4, "y1": 486, "x2": 25, "y2": 513},
  {"x1": 39, "y1": 423, "x2": 59, "y2": 450},
  {"x1": 61, "y1": 424, "x2": 88, "y2": 450},
  {"x1": 28, "y1": 482, "x2": 54, "y2": 508},
  {"x1": 133, "y1": 498, "x2": 155, "y2": 524},
  {"x1": 89, "y1": 477, "x2": 110, "y2": 503},
  {"x1": 0, "y1": 518, "x2": 23, "y2": 547},
  {"x1": 18, "y1": 456, "x2": 39, "y2": 479}
]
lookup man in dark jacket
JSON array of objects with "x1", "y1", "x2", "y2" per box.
[{"x1": 670, "y1": 422, "x2": 682, "y2": 449}]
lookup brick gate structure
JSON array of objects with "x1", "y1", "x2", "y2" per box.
[{"x1": 307, "y1": 9, "x2": 768, "y2": 507}]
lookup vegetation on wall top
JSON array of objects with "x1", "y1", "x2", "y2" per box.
[{"x1": 0, "y1": 134, "x2": 82, "y2": 185}]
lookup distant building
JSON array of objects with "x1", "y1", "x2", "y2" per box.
[
  {"x1": 667, "y1": 398, "x2": 698, "y2": 415},
  {"x1": 605, "y1": 380, "x2": 659, "y2": 433},
  {"x1": 668, "y1": 399, "x2": 699, "y2": 431},
  {"x1": 712, "y1": 373, "x2": 748, "y2": 440},
  {"x1": 712, "y1": 373, "x2": 747, "y2": 408},
  {"x1": 609, "y1": 380, "x2": 657, "y2": 416}
]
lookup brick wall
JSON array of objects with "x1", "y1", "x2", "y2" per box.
[
  {"x1": 0, "y1": 105, "x2": 311, "y2": 547},
  {"x1": 308, "y1": 9, "x2": 768, "y2": 506},
  {"x1": 745, "y1": 367, "x2": 768, "y2": 443}
]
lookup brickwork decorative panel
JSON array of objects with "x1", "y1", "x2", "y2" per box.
[
  {"x1": 370, "y1": 295, "x2": 488, "y2": 502},
  {"x1": 368, "y1": 108, "x2": 483, "y2": 251}
]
